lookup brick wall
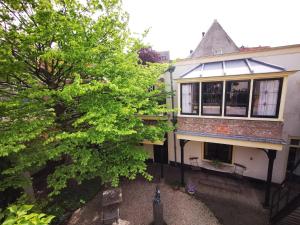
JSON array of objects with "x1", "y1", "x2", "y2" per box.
[{"x1": 177, "y1": 117, "x2": 283, "y2": 140}]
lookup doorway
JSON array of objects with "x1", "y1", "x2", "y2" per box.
[{"x1": 153, "y1": 137, "x2": 168, "y2": 164}]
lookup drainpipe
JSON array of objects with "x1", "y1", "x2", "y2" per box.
[{"x1": 168, "y1": 65, "x2": 177, "y2": 165}]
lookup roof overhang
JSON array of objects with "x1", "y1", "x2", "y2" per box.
[
  {"x1": 174, "y1": 44, "x2": 300, "y2": 66},
  {"x1": 176, "y1": 130, "x2": 284, "y2": 151}
]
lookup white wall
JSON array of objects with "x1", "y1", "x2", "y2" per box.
[
  {"x1": 167, "y1": 139, "x2": 284, "y2": 182},
  {"x1": 256, "y1": 54, "x2": 300, "y2": 180}
]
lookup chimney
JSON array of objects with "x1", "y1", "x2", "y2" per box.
[{"x1": 202, "y1": 32, "x2": 205, "y2": 38}]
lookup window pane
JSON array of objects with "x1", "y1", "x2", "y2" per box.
[
  {"x1": 181, "y1": 83, "x2": 199, "y2": 114},
  {"x1": 204, "y1": 143, "x2": 232, "y2": 164},
  {"x1": 252, "y1": 79, "x2": 282, "y2": 117},
  {"x1": 225, "y1": 80, "x2": 250, "y2": 116},
  {"x1": 290, "y1": 139, "x2": 300, "y2": 146},
  {"x1": 202, "y1": 82, "x2": 223, "y2": 115}
]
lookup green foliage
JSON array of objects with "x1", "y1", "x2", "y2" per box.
[
  {"x1": 0, "y1": 0, "x2": 172, "y2": 197},
  {"x1": 0, "y1": 204, "x2": 54, "y2": 225},
  {"x1": 41, "y1": 178, "x2": 102, "y2": 224}
]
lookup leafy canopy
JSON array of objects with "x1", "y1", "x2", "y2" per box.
[
  {"x1": 0, "y1": 0, "x2": 172, "y2": 196},
  {"x1": 0, "y1": 204, "x2": 54, "y2": 225}
]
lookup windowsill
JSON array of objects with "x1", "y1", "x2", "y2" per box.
[{"x1": 177, "y1": 114, "x2": 284, "y2": 122}]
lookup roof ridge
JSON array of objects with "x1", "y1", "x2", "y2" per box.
[{"x1": 190, "y1": 20, "x2": 239, "y2": 58}]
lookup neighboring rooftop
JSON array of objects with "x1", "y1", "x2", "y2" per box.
[
  {"x1": 190, "y1": 20, "x2": 239, "y2": 58},
  {"x1": 157, "y1": 51, "x2": 170, "y2": 62},
  {"x1": 240, "y1": 46, "x2": 271, "y2": 52},
  {"x1": 180, "y1": 58, "x2": 285, "y2": 79}
]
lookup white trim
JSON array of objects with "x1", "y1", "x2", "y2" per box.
[
  {"x1": 199, "y1": 81, "x2": 201, "y2": 116},
  {"x1": 278, "y1": 76, "x2": 287, "y2": 119},
  {"x1": 177, "y1": 133, "x2": 283, "y2": 151},
  {"x1": 177, "y1": 114, "x2": 284, "y2": 122},
  {"x1": 248, "y1": 79, "x2": 254, "y2": 118},
  {"x1": 222, "y1": 80, "x2": 226, "y2": 116},
  {"x1": 177, "y1": 83, "x2": 181, "y2": 116}
]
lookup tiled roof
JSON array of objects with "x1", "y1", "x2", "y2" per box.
[
  {"x1": 190, "y1": 20, "x2": 239, "y2": 58},
  {"x1": 240, "y1": 46, "x2": 271, "y2": 52}
]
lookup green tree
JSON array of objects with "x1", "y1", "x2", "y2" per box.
[
  {"x1": 0, "y1": 204, "x2": 54, "y2": 225},
  {"x1": 0, "y1": 0, "x2": 171, "y2": 197}
]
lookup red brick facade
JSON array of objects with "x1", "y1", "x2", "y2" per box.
[{"x1": 177, "y1": 117, "x2": 283, "y2": 140}]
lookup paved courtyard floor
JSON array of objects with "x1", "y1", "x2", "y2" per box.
[
  {"x1": 149, "y1": 164, "x2": 269, "y2": 225},
  {"x1": 120, "y1": 178, "x2": 220, "y2": 225},
  {"x1": 67, "y1": 164, "x2": 270, "y2": 225}
]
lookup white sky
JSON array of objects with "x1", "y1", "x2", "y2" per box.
[{"x1": 122, "y1": 0, "x2": 300, "y2": 59}]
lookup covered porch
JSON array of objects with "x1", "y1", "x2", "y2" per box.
[{"x1": 176, "y1": 130, "x2": 284, "y2": 207}]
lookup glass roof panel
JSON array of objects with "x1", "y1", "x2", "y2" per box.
[
  {"x1": 182, "y1": 64, "x2": 202, "y2": 78},
  {"x1": 248, "y1": 59, "x2": 283, "y2": 74},
  {"x1": 201, "y1": 62, "x2": 224, "y2": 77},
  {"x1": 225, "y1": 59, "x2": 250, "y2": 75},
  {"x1": 180, "y1": 58, "x2": 284, "y2": 79},
  {"x1": 183, "y1": 70, "x2": 201, "y2": 78}
]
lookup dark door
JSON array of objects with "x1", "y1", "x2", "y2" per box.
[
  {"x1": 287, "y1": 147, "x2": 297, "y2": 172},
  {"x1": 154, "y1": 138, "x2": 168, "y2": 164}
]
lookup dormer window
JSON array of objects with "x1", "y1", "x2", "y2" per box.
[{"x1": 212, "y1": 48, "x2": 223, "y2": 55}]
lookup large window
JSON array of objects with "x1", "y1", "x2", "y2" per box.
[
  {"x1": 204, "y1": 143, "x2": 233, "y2": 164},
  {"x1": 181, "y1": 83, "x2": 199, "y2": 114},
  {"x1": 251, "y1": 78, "x2": 282, "y2": 118},
  {"x1": 202, "y1": 82, "x2": 223, "y2": 115},
  {"x1": 225, "y1": 80, "x2": 250, "y2": 117},
  {"x1": 179, "y1": 78, "x2": 283, "y2": 118}
]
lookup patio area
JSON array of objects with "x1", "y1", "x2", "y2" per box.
[
  {"x1": 66, "y1": 163, "x2": 270, "y2": 225},
  {"x1": 148, "y1": 163, "x2": 269, "y2": 225}
]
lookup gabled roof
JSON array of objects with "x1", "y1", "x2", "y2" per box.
[
  {"x1": 180, "y1": 58, "x2": 285, "y2": 79},
  {"x1": 190, "y1": 20, "x2": 239, "y2": 58}
]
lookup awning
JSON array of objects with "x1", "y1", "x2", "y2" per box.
[{"x1": 176, "y1": 130, "x2": 285, "y2": 151}]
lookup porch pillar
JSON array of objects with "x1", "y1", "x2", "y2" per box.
[
  {"x1": 179, "y1": 140, "x2": 188, "y2": 186},
  {"x1": 160, "y1": 152, "x2": 164, "y2": 179},
  {"x1": 264, "y1": 149, "x2": 277, "y2": 207}
]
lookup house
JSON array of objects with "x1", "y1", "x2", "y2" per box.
[{"x1": 143, "y1": 20, "x2": 300, "y2": 208}]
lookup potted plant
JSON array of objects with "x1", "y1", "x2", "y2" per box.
[
  {"x1": 211, "y1": 159, "x2": 222, "y2": 168},
  {"x1": 186, "y1": 182, "x2": 196, "y2": 195}
]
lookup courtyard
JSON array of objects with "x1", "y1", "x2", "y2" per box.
[{"x1": 67, "y1": 164, "x2": 269, "y2": 225}]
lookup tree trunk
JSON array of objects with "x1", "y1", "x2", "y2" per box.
[{"x1": 23, "y1": 172, "x2": 35, "y2": 202}]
